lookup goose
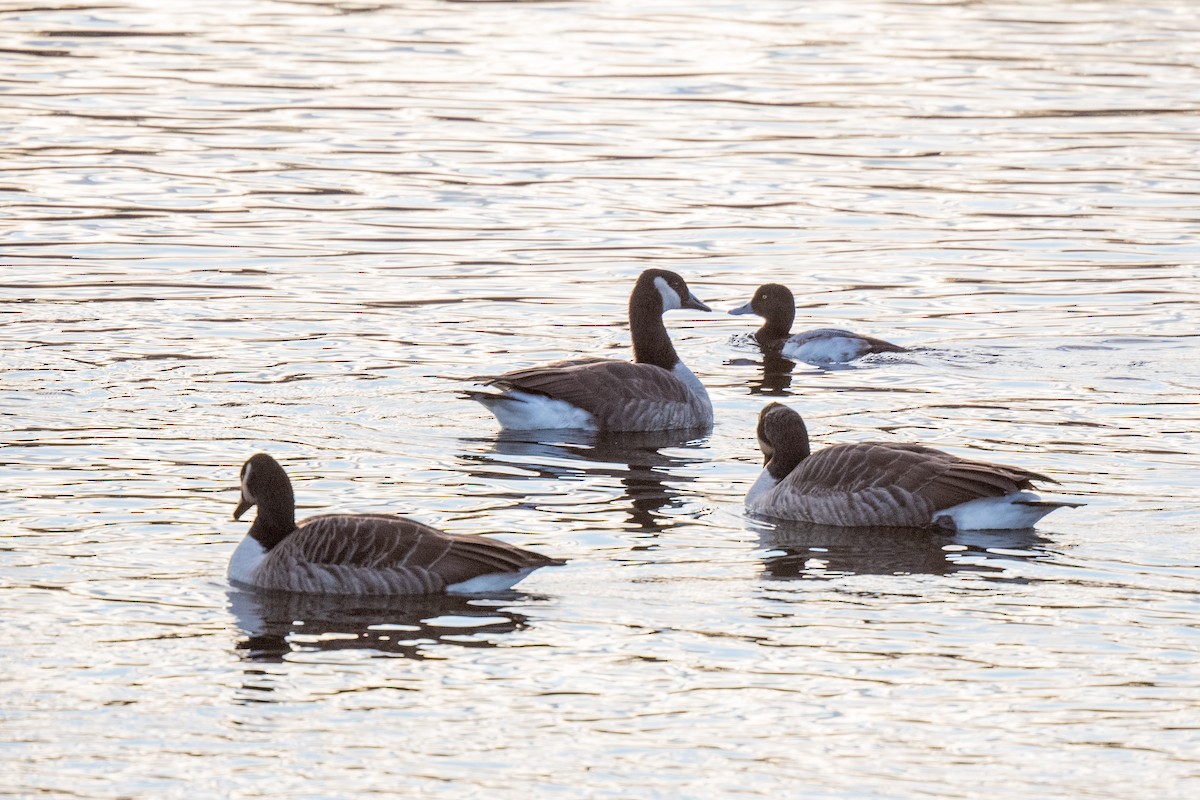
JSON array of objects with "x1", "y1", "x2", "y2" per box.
[
  {"x1": 746, "y1": 403, "x2": 1082, "y2": 530},
  {"x1": 466, "y1": 268, "x2": 714, "y2": 432},
  {"x1": 730, "y1": 283, "x2": 906, "y2": 363},
  {"x1": 229, "y1": 453, "x2": 563, "y2": 595}
]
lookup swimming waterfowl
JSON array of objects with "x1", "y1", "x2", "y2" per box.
[
  {"x1": 730, "y1": 283, "x2": 906, "y2": 363},
  {"x1": 746, "y1": 403, "x2": 1081, "y2": 530},
  {"x1": 467, "y1": 268, "x2": 714, "y2": 432},
  {"x1": 229, "y1": 453, "x2": 562, "y2": 595}
]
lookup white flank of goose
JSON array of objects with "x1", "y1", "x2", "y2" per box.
[
  {"x1": 228, "y1": 453, "x2": 563, "y2": 595},
  {"x1": 746, "y1": 403, "x2": 1082, "y2": 530},
  {"x1": 730, "y1": 283, "x2": 906, "y2": 363},
  {"x1": 466, "y1": 268, "x2": 714, "y2": 432}
]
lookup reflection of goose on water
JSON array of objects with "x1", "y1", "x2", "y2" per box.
[
  {"x1": 457, "y1": 429, "x2": 709, "y2": 532},
  {"x1": 730, "y1": 283, "x2": 907, "y2": 364},
  {"x1": 229, "y1": 453, "x2": 562, "y2": 595},
  {"x1": 753, "y1": 518, "x2": 1052, "y2": 580},
  {"x1": 228, "y1": 589, "x2": 530, "y2": 663},
  {"x1": 747, "y1": 403, "x2": 1082, "y2": 530},
  {"x1": 466, "y1": 269, "x2": 714, "y2": 432}
]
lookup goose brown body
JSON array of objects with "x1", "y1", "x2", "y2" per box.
[
  {"x1": 230, "y1": 454, "x2": 562, "y2": 595},
  {"x1": 755, "y1": 440, "x2": 1052, "y2": 528},
  {"x1": 480, "y1": 357, "x2": 710, "y2": 432},
  {"x1": 468, "y1": 269, "x2": 713, "y2": 432},
  {"x1": 747, "y1": 403, "x2": 1077, "y2": 529},
  {"x1": 240, "y1": 513, "x2": 559, "y2": 595}
]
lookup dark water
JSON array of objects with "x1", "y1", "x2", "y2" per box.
[{"x1": 2, "y1": 1, "x2": 1198, "y2": 797}]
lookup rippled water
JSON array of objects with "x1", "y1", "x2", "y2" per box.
[{"x1": 3, "y1": 0, "x2": 1199, "y2": 796}]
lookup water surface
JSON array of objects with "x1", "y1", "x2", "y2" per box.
[{"x1": 2, "y1": 1, "x2": 1199, "y2": 797}]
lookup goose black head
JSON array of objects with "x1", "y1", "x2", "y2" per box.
[
  {"x1": 756, "y1": 402, "x2": 811, "y2": 476},
  {"x1": 234, "y1": 453, "x2": 295, "y2": 520},
  {"x1": 234, "y1": 452, "x2": 298, "y2": 550},
  {"x1": 633, "y1": 268, "x2": 712, "y2": 314}
]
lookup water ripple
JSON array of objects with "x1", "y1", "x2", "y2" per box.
[{"x1": 3, "y1": 0, "x2": 1200, "y2": 798}]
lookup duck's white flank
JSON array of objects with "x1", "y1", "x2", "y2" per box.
[{"x1": 780, "y1": 331, "x2": 880, "y2": 364}]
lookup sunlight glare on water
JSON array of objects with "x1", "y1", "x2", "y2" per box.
[{"x1": 1, "y1": 0, "x2": 1199, "y2": 797}]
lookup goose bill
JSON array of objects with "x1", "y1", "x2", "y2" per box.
[{"x1": 233, "y1": 496, "x2": 254, "y2": 520}]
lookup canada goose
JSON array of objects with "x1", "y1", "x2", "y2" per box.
[
  {"x1": 730, "y1": 283, "x2": 906, "y2": 363},
  {"x1": 229, "y1": 453, "x2": 562, "y2": 595},
  {"x1": 747, "y1": 403, "x2": 1082, "y2": 530},
  {"x1": 466, "y1": 269, "x2": 714, "y2": 431}
]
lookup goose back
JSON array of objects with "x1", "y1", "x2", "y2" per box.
[
  {"x1": 238, "y1": 513, "x2": 561, "y2": 595},
  {"x1": 752, "y1": 441, "x2": 1052, "y2": 528},
  {"x1": 481, "y1": 357, "x2": 711, "y2": 432}
]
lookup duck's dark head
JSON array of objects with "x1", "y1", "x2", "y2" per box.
[
  {"x1": 633, "y1": 269, "x2": 712, "y2": 315},
  {"x1": 234, "y1": 453, "x2": 296, "y2": 549},
  {"x1": 756, "y1": 402, "x2": 811, "y2": 477},
  {"x1": 730, "y1": 284, "x2": 795, "y2": 343}
]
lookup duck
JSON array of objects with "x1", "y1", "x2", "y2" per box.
[
  {"x1": 730, "y1": 283, "x2": 906, "y2": 363},
  {"x1": 228, "y1": 453, "x2": 563, "y2": 595},
  {"x1": 746, "y1": 403, "x2": 1082, "y2": 530},
  {"x1": 466, "y1": 268, "x2": 714, "y2": 432}
]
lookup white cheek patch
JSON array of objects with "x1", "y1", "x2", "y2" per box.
[
  {"x1": 654, "y1": 276, "x2": 682, "y2": 311},
  {"x1": 758, "y1": 437, "x2": 773, "y2": 461},
  {"x1": 241, "y1": 462, "x2": 255, "y2": 503}
]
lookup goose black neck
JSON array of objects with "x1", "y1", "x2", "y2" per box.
[
  {"x1": 248, "y1": 497, "x2": 296, "y2": 552},
  {"x1": 756, "y1": 306, "x2": 794, "y2": 347},
  {"x1": 766, "y1": 416, "x2": 811, "y2": 481},
  {"x1": 630, "y1": 292, "x2": 679, "y2": 370},
  {"x1": 767, "y1": 440, "x2": 809, "y2": 481}
]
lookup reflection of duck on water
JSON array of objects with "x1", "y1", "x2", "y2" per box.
[
  {"x1": 753, "y1": 519, "x2": 1053, "y2": 580},
  {"x1": 458, "y1": 429, "x2": 709, "y2": 533},
  {"x1": 228, "y1": 589, "x2": 531, "y2": 663},
  {"x1": 727, "y1": 349, "x2": 800, "y2": 396}
]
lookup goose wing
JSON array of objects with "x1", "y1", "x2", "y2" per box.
[
  {"x1": 258, "y1": 514, "x2": 560, "y2": 595},
  {"x1": 777, "y1": 443, "x2": 1053, "y2": 527},
  {"x1": 487, "y1": 358, "x2": 696, "y2": 427}
]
